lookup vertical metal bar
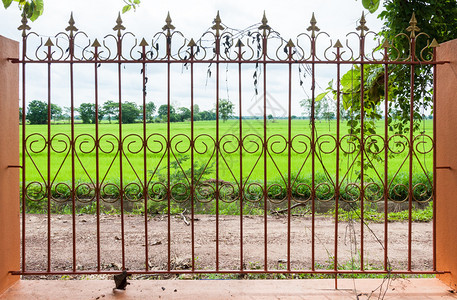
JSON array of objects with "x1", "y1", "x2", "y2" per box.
[
  {"x1": 70, "y1": 37, "x2": 77, "y2": 273},
  {"x1": 432, "y1": 48, "x2": 437, "y2": 271},
  {"x1": 262, "y1": 35, "x2": 268, "y2": 272},
  {"x1": 311, "y1": 35, "x2": 316, "y2": 272},
  {"x1": 359, "y1": 36, "x2": 365, "y2": 271},
  {"x1": 141, "y1": 44, "x2": 149, "y2": 272},
  {"x1": 238, "y1": 45, "x2": 244, "y2": 272},
  {"x1": 166, "y1": 36, "x2": 171, "y2": 272},
  {"x1": 287, "y1": 45, "x2": 292, "y2": 272},
  {"x1": 21, "y1": 35, "x2": 27, "y2": 273},
  {"x1": 408, "y1": 38, "x2": 416, "y2": 272},
  {"x1": 117, "y1": 36, "x2": 126, "y2": 270},
  {"x1": 215, "y1": 35, "x2": 220, "y2": 272},
  {"x1": 334, "y1": 45, "x2": 341, "y2": 289},
  {"x1": 383, "y1": 47, "x2": 389, "y2": 271},
  {"x1": 190, "y1": 45, "x2": 195, "y2": 272},
  {"x1": 94, "y1": 47, "x2": 101, "y2": 272},
  {"x1": 46, "y1": 44, "x2": 52, "y2": 273}
]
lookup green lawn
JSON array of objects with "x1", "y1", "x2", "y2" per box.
[{"x1": 21, "y1": 119, "x2": 433, "y2": 193}]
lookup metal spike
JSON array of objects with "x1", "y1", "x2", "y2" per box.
[
  {"x1": 430, "y1": 38, "x2": 439, "y2": 48},
  {"x1": 113, "y1": 12, "x2": 126, "y2": 37},
  {"x1": 211, "y1": 11, "x2": 225, "y2": 37},
  {"x1": 306, "y1": 12, "x2": 320, "y2": 38},
  {"x1": 286, "y1": 39, "x2": 295, "y2": 47},
  {"x1": 91, "y1": 39, "x2": 101, "y2": 48},
  {"x1": 258, "y1": 11, "x2": 271, "y2": 36},
  {"x1": 406, "y1": 12, "x2": 420, "y2": 39},
  {"x1": 235, "y1": 39, "x2": 244, "y2": 47},
  {"x1": 356, "y1": 11, "x2": 369, "y2": 37},
  {"x1": 18, "y1": 12, "x2": 31, "y2": 37},
  {"x1": 381, "y1": 40, "x2": 390, "y2": 49},
  {"x1": 187, "y1": 38, "x2": 196, "y2": 47},
  {"x1": 139, "y1": 38, "x2": 149, "y2": 47},
  {"x1": 334, "y1": 39, "x2": 343, "y2": 48},
  {"x1": 44, "y1": 38, "x2": 54, "y2": 47},
  {"x1": 162, "y1": 12, "x2": 176, "y2": 36},
  {"x1": 65, "y1": 12, "x2": 79, "y2": 38}
]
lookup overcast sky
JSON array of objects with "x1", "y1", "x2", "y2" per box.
[{"x1": 1, "y1": 0, "x2": 385, "y2": 117}]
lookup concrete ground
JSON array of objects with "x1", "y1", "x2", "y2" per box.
[{"x1": 1, "y1": 278, "x2": 456, "y2": 299}]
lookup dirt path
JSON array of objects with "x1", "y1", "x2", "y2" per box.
[{"x1": 22, "y1": 214, "x2": 433, "y2": 274}]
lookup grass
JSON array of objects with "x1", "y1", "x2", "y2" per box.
[{"x1": 21, "y1": 118, "x2": 434, "y2": 218}]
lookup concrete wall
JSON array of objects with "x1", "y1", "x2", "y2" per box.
[
  {"x1": 0, "y1": 35, "x2": 20, "y2": 294},
  {"x1": 436, "y1": 39, "x2": 457, "y2": 290}
]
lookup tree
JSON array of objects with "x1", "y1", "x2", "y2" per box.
[
  {"x1": 2, "y1": 0, "x2": 139, "y2": 20},
  {"x1": 144, "y1": 101, "x2": 156, "y2": 123},
  {"x1": 178, "y1": 107, "x2": 191, "y2": 122},
  {"x1": 218, "y1": 99, "x2": 234, "y2": 122},
  {"x1": 2, "y1": 0, "x2": 44, "y2": 21},
  {"x1": 19, "y1": 107, "x2": 22, "y2": 123},
  {"x1": 26, "y1": 100, "x2": 47, "y2": 124},
  {"x1": 115, "y1": 101, "x2": 140, "y2": 124},
  {"x1": 377, "y1": 1, "x2": 457, "y2": 134},
  {"x1": 157, "y1": 104, "x2": 176, "y2": 122},
  {"x1": 50, "y1": 103, "x2": 62, "y2": 123},
  {"x1": 102, "y1": 100, "x2": 118, "y2": 124},
  {"x1": 77, "y1": 103, "x2": 104, "y2": 124}
]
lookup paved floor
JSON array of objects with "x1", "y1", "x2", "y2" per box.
[{"x1": 1, "y1": 278, "x2": 456, "y2": 299}]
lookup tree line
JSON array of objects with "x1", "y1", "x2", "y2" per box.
[{"x1": 21, "y1": 99, "x2": 234, "y2": 125}]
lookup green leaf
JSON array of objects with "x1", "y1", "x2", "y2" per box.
[
  {"x1": 362, "y1": 0, "x2": 380, "y2": 13},
  {"x1": 2, "y1": 0, "x2": 13, "y2": 9},
  {"x1": 315, "y1": 91, "x2": 329, "y2": 102},
  {"x1": 133, "y1": 0, "x2": 140, "y2": 4},
  {"x1": 122, "y1": 4, "x2": 131, "y2": 13}
]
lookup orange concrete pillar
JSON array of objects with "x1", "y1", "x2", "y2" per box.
[
  {"x1": 436, "y1": 39, "x2": 457, "y2": 290},
  {"x1": 0, "y1": 35, "x2": 20, "y2": 294}
]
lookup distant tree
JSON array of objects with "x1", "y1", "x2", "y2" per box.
[
  {"x1": 78, "y1": 103, "x2": 95, "y2": 124},
  {"x1": 26, "y1": 100, "x2": 47, "y2": 124},
  {"x1": 117, "y1": 101, "x2": 140, "y2": 124},
  {"x1": 62, "y1": 106, "x2": 71, "y2": 123},
  {"x1": 77, "y1": 103, "x2": 104, "y2": 124},
  {"x1": 19, "y1": 107, "x2": 23, "y2": 123},
  {"x1": 50, "y1": 103, "x2": 62, "y2": 123},
  {"x1": 178, "y1": 107, "x2": 191, "y2": 122},
  {"x1": 144, "y1": 101, "x2": 156, "y2": 123},
  {"x1": 199, "y1": 110, "x2": 216, "y2": 121},
  {"x1": 102, "y1": 100, "x2": 118, "y2": 124},
  {"x1": 157, "y1": 104, "x2": 177, "y2": 122},
  {"x1": 193, "y1": 104, "x2": 200, "y2": 114},
  {"x1": 218, "y1": 99, "x2": 234, "y2": 122}
]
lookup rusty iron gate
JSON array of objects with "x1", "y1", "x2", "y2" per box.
[{"x1": 11, "y1": 11, "x2": 447, "y2": 283}]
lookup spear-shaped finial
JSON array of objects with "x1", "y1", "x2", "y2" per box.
[
  {"x1": 334, "y1": 39, "x2": 343, "y2": 48},
  {"x1": 91, "y1": 39, "x2": 101, "y2": 48},
  {"x1": 139, "y1": 38, "x2": 149, "y2": 47},
  {"x1": 406, "y1": 12, "x2": 420, "y2": 39},
  {"x1": 187, "y1": 38, "x2": 196, "y2": 47},
  {"x1": 113, "y1": 12, "x2": 126, "y2": 37},
  {"x1": 258, "y1": 11, "x2": 271, "y2": 36},
  {"x1": 211, "y1": 11, "x2": 225, "y2": 37},
  {"x1": 44, "y1": 37, "x2": 54, "y2": 47},
  {"x1": 18, "y1": 12, "x2": 31, "y2": 37},
  {"x1": 307, "y1": 13, "x2": 320, "y2": 38},
  {"x1": 356, "y1": 11, "x2": 369, "y2": 37},
  {"x1": 162, "y1": 12, "x2": 176, "y2": 37},
  {"x1": 235, "y1": 39, "x2": 244, "y2": 48},
  {"x1": 430, "y1": 38, "x2": 439, "y2": 48},
  {"x1": 65, "y1": 12, "x2": 78, "y2": 38}
]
